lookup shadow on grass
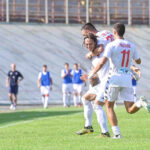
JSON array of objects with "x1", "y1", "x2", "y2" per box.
[{"x1": 0, "y1": 109, "x2": 82, "y2": 126}]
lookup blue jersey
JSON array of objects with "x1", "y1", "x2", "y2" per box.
[
  {"x1": 63, "y1": 69, "x2": 72, "y2": 84},
  {"x1": 132, "y1": 77, "x2": 137, "y2": 86},
  {"x1": 72, "y1": 69, "x2": 83, "y2": 84},
  {"x1": 41, "y1": 72, "x2": 51, "y2": 86}
]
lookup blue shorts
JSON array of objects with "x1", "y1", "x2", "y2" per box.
[{"x1": 9, "y1": 85, "x2": 18, "y2": 95}]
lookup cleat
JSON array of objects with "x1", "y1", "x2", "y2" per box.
[
  {"x1": 140, "y1": 96, "x2": 150, "y2": 112},
  {"x1": 76, "y1": 126, "x2": 94, "y2": 135},
  {"x1": 112, "y1": 134, "x2": 122, "y2": 139},
  {"x1": 99, "y1": 132, "x2": 111, "y2": 138},
  {"x1": 9, "y1": 104, "x2": 14, "y2": 110},
  {"x1": 78, "y1": 103, "x2": 82, "y2": 107},
  {"x1": 12, "y1": 105, "x2": 16, "y2": 110}
]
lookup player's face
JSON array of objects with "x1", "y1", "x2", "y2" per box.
[
  {"x1": 82, "y1": 29, "x2": 89, "y2": 37},
  {"x1": 43, "y1": 67, "x2": 47, "y2": 72},
  {"x1": 113, "y1": 28, "x2": 117, "y2": 39},
  {"x1": 84, "y1": 38, "x2": 95, "y2": 52},
  {"x1": 74, "y1": 64, "x2": 78, "y2": 70},
  {"x1": 65, "y1": 64, "x2": 69, "y2": 70},
  {"x1": 11, "y1": 64, "x2": 16, "y2": 72}
]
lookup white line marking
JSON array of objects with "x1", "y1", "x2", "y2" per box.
[{"x1": 0, "y1": 112, "x2": 82, "y2": 129}]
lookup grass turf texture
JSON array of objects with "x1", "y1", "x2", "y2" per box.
[{"x1": 0, "y1": 106, "x2": 149, "y2": 150}]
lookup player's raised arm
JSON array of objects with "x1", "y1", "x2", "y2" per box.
[{"x1": 37, "y1": 72, "x2": 41, "y2": 88}]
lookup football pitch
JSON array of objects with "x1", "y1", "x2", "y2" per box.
[{"x1": 0, "y1": 106, "x2": 149, "y2": 150}]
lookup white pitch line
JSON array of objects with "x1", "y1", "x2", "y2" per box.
[{"x1": 0, "y1": 112, "x2": 82, "y2": 129}]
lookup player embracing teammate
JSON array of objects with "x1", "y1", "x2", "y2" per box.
[{"x1": 88, "y1": 23, "x2": 150, "y2": 138}]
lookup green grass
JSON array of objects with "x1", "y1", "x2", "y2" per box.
[{"x1": 0, "y1": 106, "x2": 149, "y2": 150}]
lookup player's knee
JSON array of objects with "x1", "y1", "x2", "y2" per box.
[
  {"x1": 93, "y1": 103, "x2": 102, "y2": 111},
  {"x1": 82, "y1": 97, "x2": 90, "y2": 106}
]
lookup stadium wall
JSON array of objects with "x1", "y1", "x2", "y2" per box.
[{"x1": 0, "y1": 24, "x2": 150, "y2": 105}]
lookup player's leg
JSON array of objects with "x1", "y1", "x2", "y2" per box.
[
  {"x1": 8, "y1": 93, "x2": 13, "y2": 109},
  {"x1": 62, "y1": 84, "x2": 68, "y2": 107},
  {"x1": 73, "y1": 84, "x2": 78, "y2": 107},
  {"x1": 40, "y1": 86, "x2": 45, "y2": 107},
  {"x1": 105, "y1": 87, "x2": 121, "y2": 138},
  {"x1": 43, "y1": 86, "x2": 50, "y2": 109},
  {"x1": 67, "y1": 84, "x2": 72, "y2": 107},
  {"x1": 12, "y1": 86, "x2": 18, "y2": 110},
  {"x1": 76, "y1": 92, "x2": 95, "y2": 135},
  {"x1": 78, "y1": 83, "x2": 84, "y2": 106},
  {"x1": 94, "y1": 97, "x2": 110, "y2": 137},
  {"x1": 122, "y1": 87, "x2": 150, "y2": 113}
]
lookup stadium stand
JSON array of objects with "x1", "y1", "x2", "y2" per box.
[
  {"x1": 0, "y1": 0, "x2": 149, "y2": 24},
  {"x1": 0, "y1": 24, "x2": 149, "y2": 105}
]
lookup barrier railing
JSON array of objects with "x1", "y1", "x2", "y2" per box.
[{"x1": 0, "y1": 0, "x2": 149, "y2": 24}]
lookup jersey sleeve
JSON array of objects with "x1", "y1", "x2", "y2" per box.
[
  {"x1": 97, "y1": 38, "x2": 106, "y2": 46},
  {"x1": 132, "y1": 45, "x2": 140, "y2": 60},
  {"x1": 103, "y1": 43, "x2": 112, "y2": 58},
  {"x1": 18, "y1": 71, "x2": 23, "y2": 78}
]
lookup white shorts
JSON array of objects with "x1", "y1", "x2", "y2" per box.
[
  {"x1": 73, "y1": 83, "x2": 84, "y2": 93},
  {"x1": 106, "y1": 86, "x2": 134, "y2": 102},
  {"x1": 86, "y1": 78, "x2": 108, "y2": 103},
  {"x1": 62, "y1": 83, "x2": 73, "y2": 93},
  {"x1": 40, "y1": 86, "x2": 50, "y2": 95}
]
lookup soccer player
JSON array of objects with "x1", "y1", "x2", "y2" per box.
[
  {"x1": 77, "y1": 33, "x2": 112, "y2": 137},
  {"x1": 38, "y1": 65, "x2": 53, "y2": 108},
  {"x1": 71, "y1": 63, "x2": 84, "y2": 107},
  {"x1": 88, "y1": 23, "x2": 150, "y2": 138},
  {"x1": 6, "y1": 64, "x2": 24, "y2": 110},
  {"x1": 61, "y1": 63, "x2": 73, "y2": 107}
]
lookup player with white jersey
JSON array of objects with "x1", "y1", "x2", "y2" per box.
[
  {"x1": 88, "y1": 23, "x2": 150, "y2": 138},
  {"x1": 77, "y1": 23, "x2": 114, "y2": 137},
  {"x1": 71, "y1": 63, "x2": 84, "y2": 107},
  {"x1": 38, "y1": 65, "x2": 53, "y2": 108},
  {"x1": 61, "y1": 63, "x2": 73, "y2": 107}
]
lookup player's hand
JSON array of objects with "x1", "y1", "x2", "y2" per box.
[
  {"x1": 80, "y1": 74, "x2": 88, "y2": 82},
  {"x1": 85, "y1": 52, "x2": 92, "y2": 60}
]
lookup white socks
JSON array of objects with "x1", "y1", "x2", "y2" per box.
[
  {"x1": 73, "y1": 96, "x2": 78, "y2": 107},
  {"x1": 63, "y1": 93, "x2": 68, "y2": 107},
  {"x1": 82, "y1": 98, "x2": 93, "y2": 127},
  {"x1": 94, "y1": 104, "x2": 108, "y2": 133},
  {"x1": 42, "y1": 96, "x2": 49, "y2": 108},
  {"x1": 44, "y1": 96, "x2": 48, "y2": 108},
  {"x1": 78, "y1": 95, "x2": 82, "y2": 104},
  {"x1": 112, "y1": 126, "x2": 120, "y2": 136},
  {"x1": 135, "y1": 100, "x2": 142, "y2": 108},
  {"x1": 63, "y1": 93, "x2": 71, "y2": 107}
]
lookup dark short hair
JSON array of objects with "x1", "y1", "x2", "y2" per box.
[
  {"x1": 74, "y1": 63, "x2": 78, "y2": 66},
  {"x1": 83, "y1": 33, "x2": 97, "y2": 46},
  {"x1": 81, "y1": 22, "x2": 97, "y2": 31},
  {"x1": 113, "y1": 23, "x2": 125, "y2": 37},
  {"x1": 64, "y1": 63, "x2": 69, "y2": 66},
  {"x1": 43, "y1": 65, "x2": 47, "y2": 68}
]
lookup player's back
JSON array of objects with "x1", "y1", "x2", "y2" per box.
[
  {"x1": 109, "y1": 39, "x2": 136, "y2": 73},
  {"x1": 96, "y1": 30, "x2": 114, "y2": 48},
  {"x1": 105, "y1": 39, "x2": 138, "y2": 87}
]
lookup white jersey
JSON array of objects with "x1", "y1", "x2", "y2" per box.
[
  {"x1": 96, "y1": 30, "x2": 114, "y2": 48},
  {"x1": 91, "y1": 30, "x2": 114, "y2": 80},
  {"x1": 104, "y1": 39, "x2": 140, "y2": 87},
  {"x1": 92, "y1": 51, "x2": 109, "y2": 80}
]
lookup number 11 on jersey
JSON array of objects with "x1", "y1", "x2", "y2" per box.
[{"x1": 121, "y1": 50, "x2": 130, "y2": 67}]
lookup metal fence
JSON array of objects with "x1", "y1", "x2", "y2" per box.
[{"x1": 0, "y1": 0, "x2": 150, "y2": 24}]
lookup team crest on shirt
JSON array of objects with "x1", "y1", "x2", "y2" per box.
[
  {"x1": 15, "y1": 72, "x2": 18, "y2": 75},
  {"x1": 10, "y1": 72, "x2": 13, "y2": 75}
]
